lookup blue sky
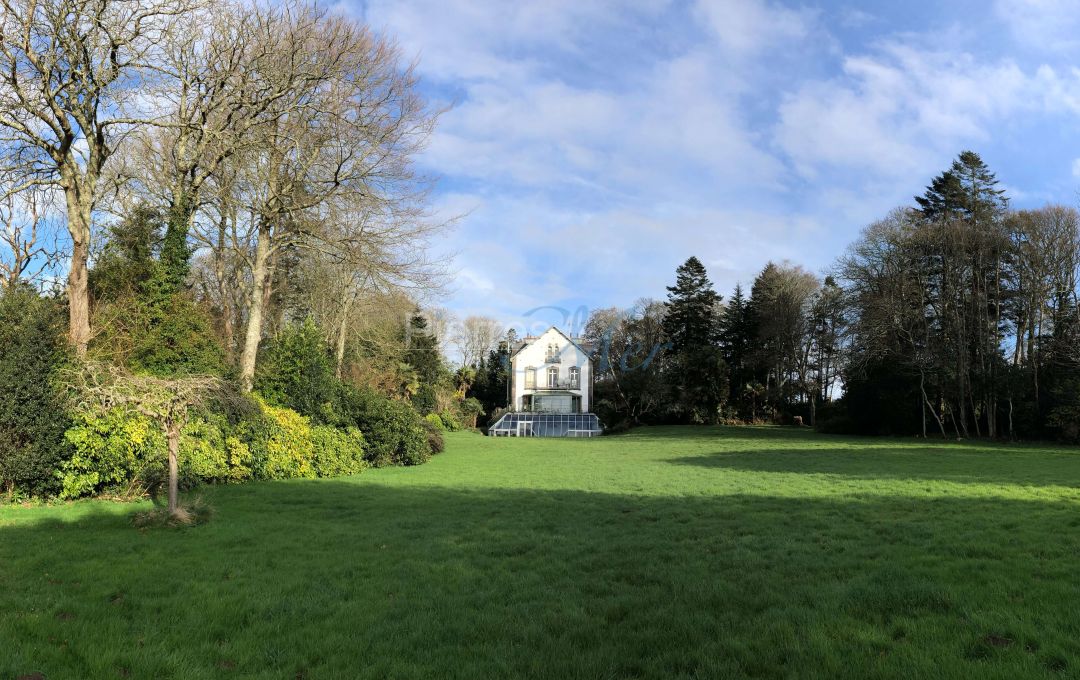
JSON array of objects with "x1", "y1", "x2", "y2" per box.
[{"x1": 345, "y1": 0, "x2": 1080, "y2": 333}]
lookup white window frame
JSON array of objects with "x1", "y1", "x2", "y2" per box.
[
  {"x1": 546, "y1": 342, "x2": 560, "y2": 362},
  {"x1": 524, "y1": 366, "x2": 535, "y2": 389},
  {"x1": 547, "y1": 366, "x2": 559, "y2": 388},
  {"x1": 569, "y1": 366, "x2": 580, "y2": 388}
]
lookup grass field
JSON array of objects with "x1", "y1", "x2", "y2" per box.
[{"x1": 3, "y1": 426, "x2": 1080, "y2": 679}]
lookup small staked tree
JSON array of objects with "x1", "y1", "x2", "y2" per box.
[{"x1": 71, "y1": 362, "x2": 233, "y2": 516}]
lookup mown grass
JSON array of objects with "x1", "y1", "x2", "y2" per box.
[{"x1": 3, "y1": 426, "x2": 1080, "y2": 679}]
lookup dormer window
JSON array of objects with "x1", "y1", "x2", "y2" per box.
[{"x1": 546, "y1": 342, "x2": 560, "y2": 363}]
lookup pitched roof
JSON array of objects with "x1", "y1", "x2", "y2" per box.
[{"x1": 512, "y1": 326, "x2": 591, "y2": 359}]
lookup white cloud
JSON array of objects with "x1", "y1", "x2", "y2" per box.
[
  {"x1": 775, "y1": 41, "x2": 1080, "y2": 182},
  {"x1": 693, "y1": 0, "x2": 816, "y2": 56},
  {"x1": 354, "y1": 0, "x2": 1080, "y2": 321},
  {"x1": 995, "y1": 0, "x2": 1080, "y2": 53},
  {"x1": 837, "y1": 7, "x2": 876, "y2": 29},
  {"x1": 360, "y1": 0, "x2": 672, "y2": 83}
]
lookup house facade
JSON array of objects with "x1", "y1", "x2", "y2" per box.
[{"x1": 510, "y1": 327, "x2": 592, "y2": 414}]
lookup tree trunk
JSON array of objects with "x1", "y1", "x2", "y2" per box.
[
  {"x1": 970, "y1": 390, "x2": 981, "y2": 438},
  {"x1": 920, "y1": 372, "x2": 927, "y2": 438},
  {"x1": 956, "y1": 377, "x2": 969, "y2": 438},
  {"x1": 214, "y1": 209, "x2": 235, "y2": 362},
  {"x1": 335, "y1": 292, "x2": 354, "y2": 378},
  {"x1": 222, "y1": 295, "x2": 235, "y2": 362},
  {"x1": 167, "y1": 419, "x2": 180, "y2": 516},
  {"x1": 920, "y1": 372, "x2": 946, "y2": 438},
  {"x1": 239, "y1": 223, "x2": 273, "y2": 391},
  {"x1": 1008, "y1": 397, "x2": 1014, "y2": 440},
  {"x1": 64, "y1": 189, "x2": 92, "y2": 357}
]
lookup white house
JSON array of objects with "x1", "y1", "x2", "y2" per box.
[{"x1": 509, "y1": 327, "x2": 593, "y2": 414}]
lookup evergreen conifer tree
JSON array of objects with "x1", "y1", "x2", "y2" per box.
[
  {"x1": 663, "y1": 256, "x2": 720, "y2": 353},
  {"x1": 662, "y1": 257, "x2": 728, "y2": 422}
]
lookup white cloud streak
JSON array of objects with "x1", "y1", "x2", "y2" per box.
[{"x1": 356, "y1": 0, "x2": 1080, "y2": 320}]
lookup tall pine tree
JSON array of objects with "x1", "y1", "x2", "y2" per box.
[
  {"x1": 718, "y1": 283, "x2": 755, "y2": 413},
  {"x1": 663, "y1": 257, "x2": 720, "y2": 352},
  {"x1": 916, "y1": 150, "x2": 1007, "y2": 224},
  {"x1": 662, "y1": 257, "x2": 728, "y2": 422},
  {"x1": 404, "y1": 312, "x2": 447, "y2": 414}
]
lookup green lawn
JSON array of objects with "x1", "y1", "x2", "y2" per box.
[{"x1": 4, "y1": 426, "x2": 1080, "y2": 679}]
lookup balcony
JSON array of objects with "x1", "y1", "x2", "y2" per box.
[
  {"x1": 528, "y1": 380, "x2": 581, "y2": 391},
  {"x1": 545, "y1": 353, "x2": 561, "y2": 363},
  {"x1": 516, "y1": 404, "x2": 584, "y2": 414}
]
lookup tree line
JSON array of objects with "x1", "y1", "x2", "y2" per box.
[
  {"x1": 0, "y1": 0, "x2": 445, "y2": 384},
  {"x1": 583, "y1": 151, "x2": 1080, "y2": 441}
]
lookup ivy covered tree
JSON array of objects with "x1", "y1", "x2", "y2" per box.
[
  {"x1": 89, "y1": 205, "x2": 225, "y2": 378},
  {"x1": 160, "y1": 195, "x2": 194, "y2": 293},
  {"x1": 254, "y1": 318, "x2": 337, "y2": 422}
]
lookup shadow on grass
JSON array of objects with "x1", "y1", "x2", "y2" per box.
[
  {"x1": 613, "y1": 424, "x2": 826, "y2": 443},
  {"x1": 668, "y1": 446, "x2": 1080, "y2": 488},
  {"x1": 617, "y1": 424, "x2": 1080, "y2": 455},
  {"x1": 2, "y1": 480, "x2": 1079, "y2": 679}
]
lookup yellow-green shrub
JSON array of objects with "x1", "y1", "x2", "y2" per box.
[
  {"x1": 180, "y1": 417, "x2": 228, "y2": 483},
  {"x1": 61, "y1": 408, "x2": 164, "y2": 499},
  {"x1": 423, "y1": 412, "x2": 446, "y2": 431},
  {"x1": 58, "y1": 397, "x2": 366, "y2": 499},
  {"x1": 261, "y1": 401, "x2": 317, "y2": 480},
  {"x1": 224, "y1": 435, "x2": 254, "y2": 481},
  {"x1": 311, "y1": 426, "x2": 367, "y2": 477}
]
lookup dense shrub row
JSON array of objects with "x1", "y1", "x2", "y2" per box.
[
  {"x1": 56, "y1": 396, "x2": 370, "y2": 499},
  {"x1": 1, "y1": 191, "x2": 475, "y2": 504},
  {"x1": 0, "y1": 293, "x2": 446, "y2": 501},
  {"x1": 38, "y1": 382, "x2": 444, "y2": 500}
]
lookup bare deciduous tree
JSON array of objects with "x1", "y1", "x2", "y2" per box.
[
  {"x1": 0, "y1": 0, "x2": 199, "y2": 354},
  {"x1": 0, "y1": 185, "x2": 62, "y2": 289},
  {"x1": 453, "y1": 315, "x2": 505, "y2": 367},
  {"x1": 197, "y1": 5, "x2": 443, "y2": 390}
]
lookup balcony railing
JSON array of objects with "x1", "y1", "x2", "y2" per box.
[
  {"x1": 545, "y1": 353, "x2": 561, "y2": 363},
  {"x1": 516, "y1": 405, "x2": 584, "y2": 414},
  {"x1": 529, "y1": 380, "x2": 581, "y2": 391}
]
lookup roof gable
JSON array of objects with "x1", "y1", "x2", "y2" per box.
[{"x1": 513, "y1": 326, "x2": 591, "y2": 361}]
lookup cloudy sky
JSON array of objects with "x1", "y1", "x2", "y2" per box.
[{"x1": 346, "y1": 0, "x2": 1080, "y2": 332}]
